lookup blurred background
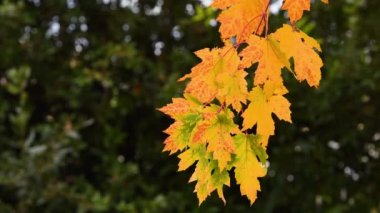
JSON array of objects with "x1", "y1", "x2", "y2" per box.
[{"x1": 0, "y1": 0, "x2": 379, "y2": 212}]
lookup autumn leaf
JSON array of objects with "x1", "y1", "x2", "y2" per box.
[
  {"x1": 158, "y1": 98, "x2": 191, "y2": 119},
  {"x1": 162, "y1": 121, "x2": 182, "y2": 154},
  {"x1": 159, "y1": 95, "x2": 204, "y2": 154},
  {"x1": 213, "y1": 44, "x2": 248, "y2": 111},
  {"x1": 159, "y1": 0, "x2": 328, "y2": 205},
  {"x1": 233, "y1": 134, "x2": 267, "y2": 205},
  {"x1": 209, "y1": 168, "x2": 230, "y2": 204},
  {"x1": 282, "y1": 0, "x2": 329, "y2": 23},
  {"x1": 240, "y1": 34, "x2": 290, "y2": 86},
  {"x1": 212, "y1": 0, "x2": 268, "y2": 41},
  {"x1": 191, "y1": 105, "x2": 240, "y2": 170},
  {"x1": 189, "y1": 157, "x2": 212, "y2": 204},
  {"x1": 242, "y1": 87, "x2": 273, "y2": 135},
  {"x1": 187, "y1": 149, "x2": 230, "y2": 205},
  {"x1": 205, "y1": 108, "x2": 240, "y2": 170},
  {"x1": 272, "y1": 24, "x2": 323, "y2": 87},
  {"x1": 180, "y1": 44, "x2": 248, "y2": 111},
  {"x1": 242, "y1": 82, "x2": 292, "y2": 136},
  {"x1": 213, "y1": 47, "x2": 248, "y2": 112},
  {"x1": 179, "y1": 48, "x2": 220, "y2": 103},
  {"x1": 178, "y1": 144, "x2": 204, "y2": 171},
  {"x1": 158, "y1": 93, "x2": 203, "y2": 119},
  {"x1": 216, "y1": 68, "x2": 248, "y2": 112}
]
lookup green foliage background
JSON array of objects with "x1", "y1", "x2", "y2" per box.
[{"x1": 0, "y1": 0, "x2": 379, "y2": 212}]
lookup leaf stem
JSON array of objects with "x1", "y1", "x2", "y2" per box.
[
  {"x1": 255, "y1": 0, "x2": 271, "y2": 36},
  {"x1": 217, "y1": 103, "x2": 225, "y2": 114},
  {"x1": 236, "y1": 14, "x2": 263, "y2": 46}
]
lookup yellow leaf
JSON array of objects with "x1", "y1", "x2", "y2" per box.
[
  {"x1": 214, "y1": 45, "x2": 248, "y2": 111},
  {"x1": 162, "y1": 113, "x2": 203, "y2": 155},
  {"x1": 209, "y1": 169, "x2": 230, "y2": 204},
  {"x1": 242, "y1": 83, "x2": 292, "y2": 135},
  {"x1": 216, "y1": 67, "x2": 248, "y2": 112},
  {"x1": 233, "y1": 134, "x2": 267, "y2": 205},
  {"x1": 240, "y1": 35, "x2": 289, "y2": 86},
  {"x1": 178, "y1": 149, "x2": 197, "y2": 171},
  {"x1": 242, "y1": 87, "x2": 273, "y2": 135},
  {"x1": 204, "y1": 107, "x2": 240, "y2": 170},
  {"x1": 269, "y1": 95, "x2": 292, "y2": 122},
  {"x1": 180, "y1": 45, "x2": 248, "y2": 110},
  {"x1": 272, "y1": 24, "x2": 323, "y2": 87},
  {"x1": 189, "y1": 158, "x2": 212, "y2": 204},
  {"x1": 268, "y1": 35, "x2": 292, "y2": 72},
  {"x1": 263, "y1": 80, "x2": 288, "y2": 97},
  {"x1": 162, "y1": 121, "x2": 182, "y2": 154},
  {"x1": 188, "y1": 153, "x2": 230, "y2": 205}
]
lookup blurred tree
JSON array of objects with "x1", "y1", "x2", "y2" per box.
[{"x1": 0, "y1": 0, "x2": 379, "y2": 212}]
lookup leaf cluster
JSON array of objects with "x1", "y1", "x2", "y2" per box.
[{"x1": 160, "y1": 0, "x2": 328, "y2": 205}]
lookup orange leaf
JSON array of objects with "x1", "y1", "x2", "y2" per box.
[
  {"x1": 272, "y1": 24, "x2": 323, "y2": 87},
  {"x1": 211, "y1": 0, "x2": 239, "y2": 9},
  {"x1": 158, "y1": 98, "x2": 190, "y2": 119},
  {"x1": 282, "y1": 0, "x2": 310, "y2": 23},
  {"x1": 180, "y1": 44, "x2": 248, "y2": 110},
  {"x1": 212, "y1": 0, "x2": 268, "y2": 41},
  {"x1": 282, "y1": 0, "x2": 329, "y2": 23}
]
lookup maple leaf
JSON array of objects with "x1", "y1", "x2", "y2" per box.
[
  {"x1": 176, "y1": 144, "x2": 211, "y2": 204},
  {"x1": 209, "y1": 168, "x2": 230, "y2": 204},
  {"x1": 159, "y1": 95, "x2": 204, "y2": 154},
  {"x1": 162, "y1": 121, "x2": 182, "y2": 154},
  {"x1": 217, "y1": 69, "x2": 248, "y2": 112},
  {"x1": 180, "y1": 45, "x2": 248, "y2": 111},
  {"x1": 212, "y1": 0, "x2": 268, "y2": 41},
  {"x1": 188, "y1": 152, "x2": 230, "y2": 205},
  {"x1": 158, "y1": 93, "x2": 203, "y2": 119},
  {"x1": 179, "y1": 48, "x2": 220, "y2": 103},
  {"x1": 158, "y1": 98, "x2": 191, "y2": 119},
  {"x1": 233, "y1": 134, "x2": 267, "y2": 205},
  {"x1": 175, "y1": 113, "x2": 203, "y2": 150},
  {"x1": 178, "y1": 144, "x2": 204, "y2": 171},
  {"x1": 205, "y1": 108, "x2": 240, "y2": 170},
  {"x1": 161, "y1": 102, "x2": 239, "y2": 204},
  {"x1": 272, "y1": 24, "x2": 323, "y2": 87},
  {"x1": 240, "y1": 34, "x2": 290, "y2": 86},
  {"x1": 282, "y1": 0, "x2": 329, "y2": 23},
  {"x1": 159, "y1": 0, "x2": 328, "y2": 205},
  {"x1": 189, "y1": 157, "x2": 213, "y2": 204},
  {"x1": 214, "y1": 48, "x2": 248, "y2": 112},
  {"x1": 242, "y1": 82, "x2": 292, "y2": 136},
  {"x1": 192, "y1": 105, "x2": 240, "y2": 170}
]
